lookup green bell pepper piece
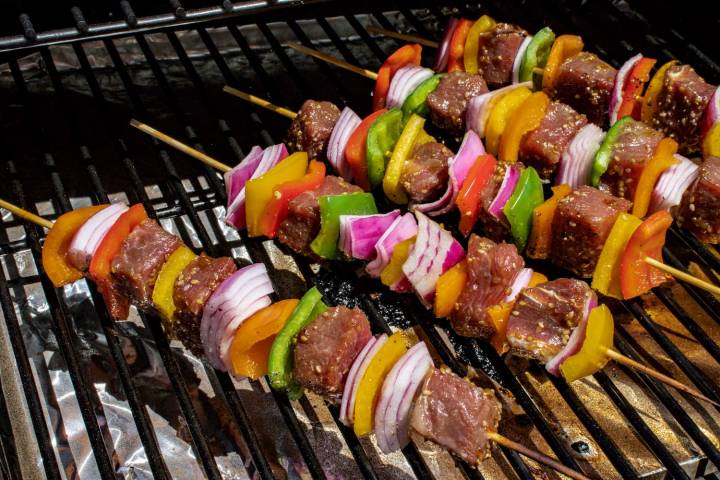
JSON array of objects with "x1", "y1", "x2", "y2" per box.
[
  {"x1": 590, "y1": 116, "x2": 631, "y2": 187},
  {"x1": 402, "y1": 74, "x2": 443, "y2": 123},
  {"x1": 503, "y1": 166, "x2": 545, "y2": 251},
  {"x1": 366, "y1": 108, "x2": 403, "y2": 187},
  {"x1": 310, "y1": 192, "x2": 378, "y2": 259},
  {"x1": 519, "y1": 27, "x2": 555, "y2": 88},
  {"x1": 267, "y1": 287, "x2": 327, "y2": 399}
]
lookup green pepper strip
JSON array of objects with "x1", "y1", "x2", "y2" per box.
[
  {"x1": 401, "y1": 74, "x2": 443, "y2": 124},
  {"x1": 503, "y1": 167, "x2": 545, "y2": 251},
  {"x1": 267, "y1": 287, "x2": 327, "y2": 399},
  {"x1": 366, "y1": 108, "x2": 404, "y2": 187},
  {"x1": 519, "y1": 27, "x2": 556, "y2": 88},
  {"x1": 590, "y1": 116, "x2": 632, "y2": 187},
  {"x1": 310, "y1": 192, "x2": 378, "y2": 259}
]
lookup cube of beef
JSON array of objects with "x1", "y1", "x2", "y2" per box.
[
  {"x1": 427, "y1": 72, "x2": 489, "y2": 135},
  {"x1": 285, "y1": 100, "x2": 340, "y2": 160},
  {"x1": 400, "y1": 142, "x2": 453, "y2": 203},
  {"x1": 677, "y1": 156, "x2": 720, "y2": 243},
  {"x1": 476, "y1": 23, "x2": 528, "y2": 88}
]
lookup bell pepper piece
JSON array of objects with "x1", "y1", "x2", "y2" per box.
[
  {"x1": 542, "y1": 35, "x2": 584, "y2": 91},
  {"x1": 488, "y1": 302, "x2": 513, "y2": 353},
  {"x1": 367, "y1": 108, "x2": 404, "y2": 187},
  {"x1": 230, "y1": 299, "x2": 299, "y2": 380},
  {"x1": 433, "y1": 259, "x2": 468, "y2": 318},
  {"x1": 245, "y1": 152, "x2": 309, "y2": 237},
  {"x1": 373, "y1": 44, "x2": 422, "y2": 111},
  {"x1": 456, "y1": 154, "x2": 498, "y2": 236},
  {"x1": 592, "y1": 213, "x2": 642, "y2": 299},
  {"x1": 590, "y1": 116, "x2": 632, "y2": 187},
  {"x1": 152, "y1": 245, "x2": 197, "y2": 321},
  {"x1": 530, "y1": 272, "x2": 549, "y2": 288},
  {"x1": 383, "y1": 113, "x2": 426, "y2": 204},
  {"x1": 499, "y1": 91, "x2": 551, "y2": 164},
  {"x1": 447, "y1": 19, "x2": 473, "y2": 73},
  {"x1": 617, "y1": 57, "x2": 657, "y2": 120},
  {"x1": 703, "y1": 122, "x2": 720, "y2": 158},
  {"x1": 268, "y1": 287, "x2": 327, "y2": 398},
  {"x1": 526, "y1": 184, "x2": 572, "y2": 259},
  {"x1": 503, "y1": 167, "x2": 545, "y2": 251},
  {"x1": 380, "y1": 236, "x2": 416, "y2": 289},
  {"x1": 347, "y1": 110, "x2": 387, "y2": 190},
  {"x1": 463, "y1": 16, "x2": 496, "y2": 74},
  {"x1": 559, "y1": 305, "x2": 614, "y2": 383},
  {"x1": 353, "y1": 331, "x2": 410, "y2": 436},
  {"x1": 402, "y1": 74, "x2": 443, "y2": 123},
  {"x1": 620, "y1": 210, "x2": 673, "y2": 299},
  {"x1": 485, "y1": 87, "x2": 532, "y2": 155},
  {"x1": 42, "y1": 204, "x2": 108, "y2": 287},
  {"x1": 640, "y1": 60, "x2": 679, "y2": 124},
  {"x1": 260, "y1": 160, "x2": 326, "y2": 238},
  {"x1": 633, "y1": 137, "x2": 678, "y2": 218},
  {"x1": 519, "y1": 27, "x2": 556, "y2": 86},
  {"x1": 311, "y1": 193, "x2": 378, "y2": 259}
]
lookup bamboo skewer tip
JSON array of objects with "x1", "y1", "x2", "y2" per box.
[
  {"x1": 644, "y1": 256, "x2": 720, "y2": 297},
  {"x1": 365, "y1": 26, "x2": 440, "y2": 49},
  {"x1": 0, "y1": 199, "x2": 54, "y2": 229},
  {"x1": 222, "y1": 86, "x2": 298, "y2": 119},
  {"x1": 285, "y1": 42, "x2": 379, "y2": 81}
]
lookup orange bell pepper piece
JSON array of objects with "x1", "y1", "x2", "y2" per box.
[
  {"x1": 703, "y1": 122, "x2": 720, "y2": 158},
  {"x1": 632, "y1": 138, "x2": 678, "y2": 218},
  {"x1": 485, "y1": 87, "x2": 532, "y2": 155},
  {"x1": 456, "y1": 154, "x2": 498, "y2": 237},
  {"x1": 433, "y1": 259, "x2": 468, "y2": 318},
  {"x1": 526, "y1": 184, "x2": 572, "y2": 259},
  {"x1": 640, "y1": 60, "x2": 678, "y2": 124},
  {"x1": 447, "y1": 19, "x2": 473, "y2": 73},
  {"x1": 346, "y1": 109, "x2": 387, "y2": 190},
  {"x1": 620, "y1": 210, "x2": 672, "y2": 299},
  {"x1": 542, "y1": 35, "x2": 584, "y2": 91},
  {"x1": 373, "y1": 44, "x2": 422, "y2": 111},
  {"x1": 42, "y1": 204, "x2": 108, "y2": 287},
  {"x1": 499, "y1": 91, "x2": 551, "y2": 164}
]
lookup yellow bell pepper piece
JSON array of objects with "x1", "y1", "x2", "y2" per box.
[
  {"x1": 704, "y1": 122, "x2": 720, "y2": 158},
  {"x1": 381, "y1": 236, "x2": 416, "y2": 288},
  {"x1": 463, "y1": 15, "x2": 496, "y2": 74},
  {"x1": 640, "y1": 60, "x2": 678, "y2": 124},
  {"x1": 559, "y1": 305, "x2": 614, "y2": 383},
  {"x1": 499, "y1": 91, "x2": 551, "y2": 163},
  {"x1": 591, "y1": 213, "x2": 642, "y2": 299},
  {"x1": 433, "y1": 259, "x2": 468, "y2": 318},
  {"x1": 354, "y1": 331, "x2": 410, "y2": 436},
  {"x1": 152, "y1": 245, "x2": 196, "y2": 321},
  {"x1": 542, "y1": 35, "x2": 584, "y2": 91},
  {"x1": 415, "y1": 128, "x2": 435, "y2": 146},
  {"x1": 485, "y1": 87, "x2": 532, "y2": 155},
  {"x1": 245, "y1": 152, "x2": 308, "y2": 236},
  {"x1": 633, "y1": 137, "x2": 678, "y2": 218},
  {"x1": 383, "y1": 114, "x2": 425, "y2": 204}
]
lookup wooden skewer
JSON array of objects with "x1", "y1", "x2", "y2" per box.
[
  {"x1": 286, "y1": 43, "x2": 379, "y2": 81},
  {"x1": 0, "y1": 198, "x2": 54, "y2": 229},
  {"x1": 222, "y1": 86, "x2": 298, "y2": 120},
  {"x1": 644, "y1": 256, "x2": 720, "y2": 297},
  {"x1": 365, "y1": 26, "x2": 440, "y2": 49}
]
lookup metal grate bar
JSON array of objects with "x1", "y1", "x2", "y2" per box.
[{"x1": 0, "y1": 377, "x2": 21, "y2": 480}]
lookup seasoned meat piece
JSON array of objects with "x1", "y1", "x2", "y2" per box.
[
  {"x1": 277, "y1": 176, "x2": 362, "y2": 256},
  {"x1": 551, "y1": 186, "x2": 632, "y2": 277},
  {"x1": 519, "y1": 102, "x2": 588, "y2": 179},
  {"x1": 651, "y1": 64, "x2": 716, "y2": 154},
  {"x1": 477, "y1": 23, "x2": 528, "y2": 88},
  {"x1": 173, "y1": 254, "x2": 237, "y2": 355},
  {"x1": 451, "y1": 235, "x2": 524, "y2": 339},
  {"x1": 600, "y1": 119, "x2": 664, "y2": 200},
  {"x1": 677, "y1": 157, "x2": 720, "y2": 243},
  {"x1": 411, "y1": 368, "x2": 501, "y2": 463},
  {"x1": 427, "y1": 72, "x2": 489, "y2": 135},
  {"x1": 293, "y1": 306, "x2": 372, "y2": 398},
  {"x1": 507, "y1": 278, "x2": 594, "y2": 363},
  {"x1": 285, "y1": 100, "x2": 340, "y2": 160},
  {"x1": 111, "y1": 219, "x2": 182, "y2": 310},
  {"x1": 400, "y1": 142, "x2": 453, "y2": 203},
  {"x1": 550, "y1": 52, "x2": 616, "y2": 126}
]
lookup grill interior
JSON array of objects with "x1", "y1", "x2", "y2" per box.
[{"x1": 1, "y1": 1, "x2": 720, "y2": 479}]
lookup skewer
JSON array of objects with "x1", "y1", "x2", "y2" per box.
[
  {"x1": 287, "y1": 43, "x2": 378, "y2": 80},
  {"x1": 0, "y1": 198, "x2": 54, "y2": 229},
  {"x1": 365, "y1": 26, "x2": 440, "y2": 48},
  {"x1": 221, "y1": 87, "x2": 297, "y2": 120}
]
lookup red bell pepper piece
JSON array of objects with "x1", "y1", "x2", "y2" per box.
[
  {"x1": 446, "y1": 19, "x2": 473, "y2": 73},
  {"x1": 345, "y1": 109, "x2": 387, "y2": 190},
  {"x1": 372, "y1": 44, "x2": 422, "y2": 111},
  {"x1": 89, "y1": 204, "x2": 148, "y2": 319},
  {"x1": 620, "y1": 210, "x2": 672, "y2": 299},
  {"x1": 618, "y1": 57, "x2": 657, "y2": 120},
  {"x1": 260, "y1": 160, "x2": 326, "y2": 238},
  {"x1": 456, "y1": 154, "x2": 497, "y2": 236}
]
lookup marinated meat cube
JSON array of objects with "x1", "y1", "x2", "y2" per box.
[
  {"x1": 285, "y1": 100, "x2": 340, "y2": 160},
  {"x1": 111, "y1": 219, "x2": 182, "y2": 310},
  {"x1": 451, "y1": 235, "x2": 524, "y2": 339},
  {"x1": 551, "y1": 186, "x2": 632, "y2": 277},
  {"x1": 477, "y1": 23, "x2": 528, "y2": 88},
  {"x1": 475, "y1": 162, "x2": 512, "y2": 242},
  {"x1": 293, "y1": 306, "x2": 372, "y2": 398},
  {"x1": 427, "y1": 72, "x2": 489, "y2": 135},
  {"x1": 651, "y1": 64, "x2": 716, "y2": 154},
  {"x1": 550, "y1": 52, "x2": 616, "y2": 126},
  {"x1": 173, "y1": 254, "x2": 237, "y2": 354},
  {"x1": 507, "y1": 278, "x2": 594, "y2": 363},
  {"x1": 400, "y1": 142, "x2": 453, "y2": 203},
  {"x1": 277, "y1": 176, "x2": 362, "y2": 256},
  {"x1": 519, "y1": 102, "x2": 588, "y2": 179},
  {"x1": 600, "y1": 119, "x2": 664, "y2": 200},
  {"x1": 677, "y1": 156, "x2": 720, "y2": 243},
  {"x1": 411, "y1": 368, "x2": 501, "y2": 463}
]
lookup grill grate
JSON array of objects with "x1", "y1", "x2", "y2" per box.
[{"x1": 1, "y1": 1, "x2": 720, "y2": 479}]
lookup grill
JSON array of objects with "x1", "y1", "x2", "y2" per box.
[{"x1": 1, "y1": 1, "x2": 719, "y2": 479}]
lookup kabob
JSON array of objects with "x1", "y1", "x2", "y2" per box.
[{"x1": 0, "y1": 196, "x2": 591, "y2": 479}]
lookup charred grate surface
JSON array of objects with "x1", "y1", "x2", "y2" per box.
[{"x1": 0, "y1": 1, "x2": 719, "y2": 479}]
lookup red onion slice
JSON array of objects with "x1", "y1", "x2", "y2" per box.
[
  {"x1": 224, "y1": 146, "x2": 264, "y2": 201},
  {"x1": 366, "y1": 213, "x2": 418, "y2": 277},
  {"x1": 387, "y1": 66, "x2": 435, "y2": 109},
  {"x1": 504, "y1": 268, "x2": 533, "y2": 303},
  {"x1": 466, "y1": 82, "x2": 532, "y2": 138},
  {"x1": 433, "y1": 18, "x2": 459, "y2": 72},
  {"x1": 328, "y1": 107, "x2": 361, "y2": 181},
  {"x1": 546, "y1": 293, "x2": 597, "y2": 376},
  {"x1": 338, "y1": 210, "x2": 402, "y2": 260},
  {"x1": 556, "y1": 124, "x2": 606, "y2": 189},
  {"x1": 649, "y1": 154, "x2": 700, "y2": 213},
  {"x1": 488, "y1": 164, "x2": 520, "y2": 218},
  {"x1": 701, "y1": 86, "x2": 720, "y2": 139},
  {"x1": 512, "y1": 35, "x2": 533, "y2": 85},
  {"x1": 67, "y1": 203, "x2": 128, "y2": 271},
  {"x1": 609, "y1": 54, "x2": 643, "y2": 125},
  {"x1": 340, "y1": 334, "x2": 388, "y2": 426}
]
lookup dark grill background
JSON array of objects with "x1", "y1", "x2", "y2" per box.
[{"x1": 1, "y1": 1, "x2": 719, "y2": 479}]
